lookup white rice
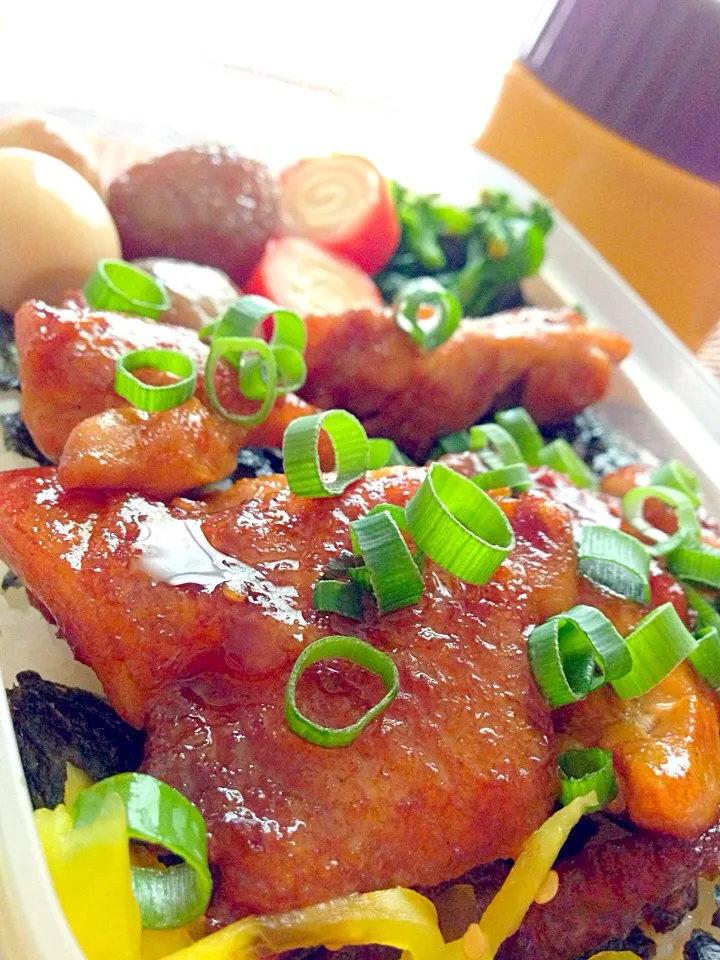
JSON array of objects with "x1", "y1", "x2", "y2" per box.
[{"x1": 0, "y1": 392, "x2": 101, "y2": 692}]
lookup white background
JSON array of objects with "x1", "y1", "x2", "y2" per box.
[{"x1": 1, "y1": 0, "x2": 547, "y2": 140}]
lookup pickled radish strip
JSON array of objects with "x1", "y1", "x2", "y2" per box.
[
  {"x1": 246, "y1": 236, "x2": 383, "y2": 316},
  {"x1": 280, "y1": 155, "x2": 400, "y2": 274}
]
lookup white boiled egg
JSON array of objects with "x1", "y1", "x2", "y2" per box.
[{"x1": 0, "y1": 147, "x2": 121, "y2": 314}]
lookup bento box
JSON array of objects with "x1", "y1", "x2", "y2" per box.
[{"x1": 2, "y1": 119, "x2": 720, "y2": 960}]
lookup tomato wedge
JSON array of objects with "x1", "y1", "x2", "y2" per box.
[
  {"x1": 246, "y1": 236, "x2": 383, "y2": 316},
  {"x1": 280, "y1": 155, "x2": 400, "y2": 274}
]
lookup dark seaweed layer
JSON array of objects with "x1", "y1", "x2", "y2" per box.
[
  {"x1": 0, "y1": 411, "x2": 51, "y2": 465},
  {"x1": 6, "y1": 671, "x2": 144, "y2": 809},
  {"x1": 0, "y1": 309, "x2": 19, "y2": 392}
]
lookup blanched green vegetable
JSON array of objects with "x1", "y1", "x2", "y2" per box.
[{"x1": 376, "y1": 184, "x2": 553, "y2": 317}]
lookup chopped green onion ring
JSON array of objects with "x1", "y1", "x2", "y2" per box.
[
  {"x1": 578, "y1": 525, "x2": 651, "y2": 605},
  {"x1": 689, "y1": 626, "x2": 720, "y2": 690},
  {"x1": 349, "y1": 510, "x2": 424, "y2": 614},
  {"x1": 668, "y1": 544, "x2": 720, "y2": 589},
  {"x1": 684, "y1": 584, "x2": 720, "y2": 634},
  {"x1": 284, "y1": 635, "x2": 400, "y2": 747},
  {"x1": 472, "y1": 463, "x2": 532, "y2": 493},
  {"x1": 528, "y1": 604, "x2": 631, "y2": 708},
  {"x1": 612, "y1": 602, "x2": 697, "y2": 699},
  {"x1": 350, "y1": 504, "x2": 409, "y2": 553},
  {"x1": 313, "y1": 580, "x2": 365, "y2": 620},
  {"x1": 83, "y1": 259, "x2": 170, "y2": 320},
  {"x1": 348, "y1": 565, "x2": 373, "y2": 592},
  {"x1": 405, "y1": 461, "x2": 515, "y2": 585},
  {"x1": 394, "y1": 277, "x2": 462, "y2": 350},
  {"x1": 683, "y1": 586, "x2": 720, "y2": 688},
  {"x1": 650, "y1": 459, "x2": 702, "y2": 508},
  {"x1": 199, "y1": 295, "x2": 306, "y2": 349},
  {"x1": 198, "y1": 302, "x2": 258, "y2": 343},
  {"x1": 428, "y1": 430, "x2": 471, "y2": 459},
  {"x1": 73, "y1": 773, "x2": 212, "y2": 929},
  {"x1": 283, "y1": 409, "x2": 368, "y2": 497},
  {"x1": 241, "y1": 343, "x2": 307, "y2": 399},
  {"x1": 204, "y1": 336, "x2": 277, "y2": 425},
  {"x1": 469, "y1": 423, "x2": 523, "y2": 468},
  {"x1": 115, "y1": 349, "x2": 197, "y2": 413},
  {"x1": 539, "y1": 439, "x2": 596, "y2": 489},
  {"x1": 495, "y1": 407, "x2": 544, "y2": 466},
  {"x1": 622, "y1": 485, "x2": 702, "y2": 556},
  {"x1": 367, "y1": 438, "x2": 413, "y2": 469},
  {"x1": 200, "y1": 295, "x2": 307, "y2": 395},
  {"x1": 558, "y1": 748, "x2": 617, "y2": 812}
]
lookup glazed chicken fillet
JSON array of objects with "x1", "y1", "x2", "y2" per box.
[
  {"x1": 13, "y1": 299, "x2": 629, "y2": 495},
  {"x1": 0, "y1": 462, "x2": 719, "y2": 951}
]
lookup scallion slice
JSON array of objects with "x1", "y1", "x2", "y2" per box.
[
  {"x1": 469, "y1": 423, "x2": 523, "y2": 468},
  {"x1": 689, "y1": 627, "x2": 720, "y2": 690},
  {"x1": 350, "y1": 503, "x2": 409, "y2": 551},
  {"x1": 684, "y1": 584, "x2": 720, "y2": 634},
  {"x1": 394, "y1": 277, "x2": 462, "y2": 350},
  {"x1": 611, "y1": 602, "x2": 697, "y2": 699},
  {"x1": 348, "y1": 565, "x2": 373, "y2": 592},
  {"x1": 539, "y1": 439, "x2": 596, "y2": 489},
  {"x1": 495, "y1": 408, "x2": 544, "y2": 467},
  {"x1": 367, "y1": 438, "x2": 413, "y2": 469},
  {"x1": 201, "y1": 295, "x2": 307, "y2": 395},
  {"x1": 622, "y1": 485, "x2": 702, "y2": 556},
  {"x1": 72, "y1": 773, "x2": 212, "y2": 929},
  {"x1": 683, "y1": 586, "x2": 720, "y2": 688},
  {"x1": 558, "y1": 748, "x2": 617, "y2": 811},
  {"x1": 283, "y1": 410, "x2": 368, "y2": 497},
  {"x1": 284, "y1": 635, "x2": 400, "y2": 747},
  {"x1": 246, "y1": 297, "x2": 307, "y2": 395},
  {"x1": 528, "y1": 604, "x2": 631, "y2": 708},
  {"x1": 83, "y1": 259, "x2": 170, "y2": 320},
  {"x1": 405, "y1": 461, "x2": 515, "y2": 584},
  {"x1": 115, "y1": 349, "x2": 197, "y2": 412},
  {"x1": 472, "y1": 463, "x2": 532, "y2": 493},
  {"x1": 578, "y1": 525, "x2": 651, "y2": 605},
  {"x1": 650, "y1": 459, "x2": 702, "y2": 507},
  {"x1": 205, "y1": 336, "x2": 277, "y2": 425},
  {"x1": 313, "y1": 580, "x2": 365, "y2": 620},
  {"x1": 200, "y1": 295, "x2": 306, "y2": 349},
  {"x1": 241, "y1": 343, "x2": 307, "y2": 399},
  {"x1": 349, "y1": 510, "x2": 424, "y2": 613},
  {"x1": 428, "y1": 430, "x2": 471, "y2": 459},
  {"x1": 198, "y1": 301, "x2": 259, "y2": 343},
  {"x1": 668, "y1": 544, "x2": 720, "y2": 589}
]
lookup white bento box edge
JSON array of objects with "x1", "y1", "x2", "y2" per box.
[
  {"x1": 0, "y1": 685, "x2": 85, "y2": 958},
  {"x1": 1, "y1": 140, "x2": 720, "y2": 959}
]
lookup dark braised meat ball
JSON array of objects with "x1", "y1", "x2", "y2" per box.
[{"x1": 108, "y1": 145, "x2": 280, "y2": 284}]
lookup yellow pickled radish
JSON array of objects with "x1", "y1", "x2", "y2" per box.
[
  {"x1": 141, "y1": 927, "x2": 196, "y2": 959},
  {"x1": 34, "y1": 794, "x2": 141, "y2": 960},
  {"x1": 162, "y1": 887, "x2": 444, "y2": 960},
  {"x1": 63, "y1": 762, "x2": 92, "y2": 808},
  {"x1": 586, "y1": 954, "x2": 639, "y2": 960}
]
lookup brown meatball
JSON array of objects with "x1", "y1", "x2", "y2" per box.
[
  {"x1": 108, "y1": 146, "x2": 279, "y2": 284},
  {"x1": 133, "y1": 258, "x2": 240, "y2": 330}
]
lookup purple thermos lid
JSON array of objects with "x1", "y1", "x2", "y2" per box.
[{"x1": 520, "y1": 0, "x2": 720, "y2": 185}]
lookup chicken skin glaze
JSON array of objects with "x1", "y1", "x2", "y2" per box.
[
  {"x1": 0, "y1": 461, "x2": 719, "y2": 946},
  {"x1": 300, "y1": 306, "x2": 630, "y2": 458},
  {"x1": 13, "y1": 297, "x2": 315, "y2": 497},
  {"x1": 14, "y1": 298, "x2": 629, "y2": 496}
]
